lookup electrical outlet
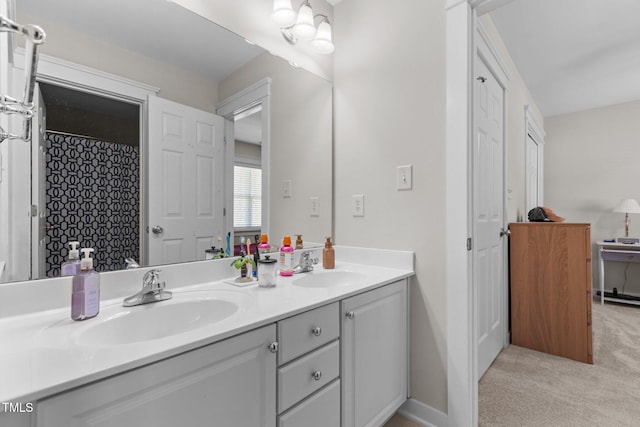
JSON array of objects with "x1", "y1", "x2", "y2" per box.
[
  {"x1": 283, "y1": 179, "x2": 292, "y2": 198},
  {"x1": 310, "y1": 197, "x2": 319, "y2": 217},
  {"x1": 352, "y1": 194, "x2": 364, "y2": 217},
  {"x1": 396, "y1": 165, "x2": 412, "y2": 190}
]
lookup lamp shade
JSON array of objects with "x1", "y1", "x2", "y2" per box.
[
  {"x1": 311, "y1": 19, "x2": 335, "y2": 54},
  {"x1": 272, "y1": 0, "x2": 297, "y2": 27},
  {"x1": 614, "y1": 198, "x2": 640, "y2": 214},
  {"x1": 292, "y1": 1, "x2": 317, "y2": 40}
]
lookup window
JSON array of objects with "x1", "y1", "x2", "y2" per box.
[{"x1": 233, "y1": 165, "x2": 262, "y2": 228}]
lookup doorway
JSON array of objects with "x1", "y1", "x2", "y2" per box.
[
  {"x1": 525, "y1": 105, "x2": 545, "y2": 214},
  {"x1": 36, "y1": 83, "x2": 141, "y2": 277}
]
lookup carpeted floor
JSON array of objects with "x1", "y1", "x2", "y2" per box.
[{"x1": 479, "y1": 299, "x2": 640, "y2": 426}]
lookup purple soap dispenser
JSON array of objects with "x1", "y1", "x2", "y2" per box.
[{"x1": 71, "y1": 248, "x2": 100, "y2": 321}]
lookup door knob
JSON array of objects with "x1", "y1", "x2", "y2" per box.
[
  {"x1": 152, "y1": 225, "x2": 164, "y2": 235},
  {"x1": 500, "y1": 228, "x2": 510, "y2": 237}
]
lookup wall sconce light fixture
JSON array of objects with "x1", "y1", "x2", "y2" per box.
[{"x1": 272, "y1": 0, "x2": 335, "y2": 54}]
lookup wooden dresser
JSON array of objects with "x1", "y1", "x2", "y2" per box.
[{"x1": 509, "y1": 222, "x2": 593, "y2": 364}]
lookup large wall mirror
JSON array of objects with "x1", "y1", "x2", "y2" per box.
[{"x1": 1, "y1": 0, "x2": 332, "y2": 283}]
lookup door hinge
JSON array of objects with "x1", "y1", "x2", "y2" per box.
[
  {"x1": 30, "y1": 205, "x2": 38, "y2": 217},
  {"x1": 467, "y1": 238, "x2": 472, "y2": 251},
  {"x1": 223, "y1": 207, "x2": 226, "y2": 216}
]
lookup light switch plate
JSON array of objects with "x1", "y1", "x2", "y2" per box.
[
  {"x1": 283, "y1": 179, "x2": 292, "y2": 198},
  {"x1": 310, "y1": 197, "x2": 319, "y2": 217},
  {"x1": 352, "y1": 194, "x2": 364, "y2": 217},
  {"x1": 397, "y1": 165, "x2": 412, "y2": 190}
]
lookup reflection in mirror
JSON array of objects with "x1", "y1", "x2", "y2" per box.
[
  {"x1": 39, "y1": 83, "x2": 141, "y2": 277},
  {"x1": 0, "y1": 0, "x2": 332, "y2": 283}
]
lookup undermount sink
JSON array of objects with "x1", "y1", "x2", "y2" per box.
[
  {"x1": 291, "y1": 270, "x2": 365, "y2": 288},
  {"x1": 74, "y1": 291, "x2": 245, "y2": 346}
]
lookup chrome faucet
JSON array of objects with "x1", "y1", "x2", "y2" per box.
[
  {"x1": 293, "y1": 250, "x2": 319, "y2": 274},
  {"x1": 125, "y1": 257, "x2": 140, "y2": 269},
  {"x1": 123, "y1": 269, "x2": 172, "y2": 307}
]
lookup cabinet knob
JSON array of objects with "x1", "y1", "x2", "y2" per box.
[
  {"x1": 346, "y1": 311, "x2": 355, "y2": 319},
  {"x1": 311, "y1": 326, "x2": 322, "y2": 336},
  {"x1": 312, "y1": 370, "x2": 322, "y2": 381},
  {"x1": 268, "y1": 341, "x2": 279, "y2": 353}
]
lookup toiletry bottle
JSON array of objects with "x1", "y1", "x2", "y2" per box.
[
  {"x1": 295, "y1": 234, "x2": 304, "y2": 250},
  {"x1": 279, "y1": 236, "x2": 294, "y2": 276},
  {"x1": 71, "y1": 248, "x2": 100, "y2": 321},
  {"x1": 323, "y1": 237, "x2": 335, "y2": 269},
  {"x1": 61, "y1": 241, "x2": 81, "y2": 277},
  {"x1": 258, "y1": 234, "x2": 271, "y2": 255}
]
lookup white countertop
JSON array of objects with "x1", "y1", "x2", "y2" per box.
[{"x1": 0, "y1": 249, "x2": 413, "y2": 405}]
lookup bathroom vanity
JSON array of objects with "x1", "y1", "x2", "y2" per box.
[{"x1": 0, "y1": 247, "x2": 413, "y2": 427}]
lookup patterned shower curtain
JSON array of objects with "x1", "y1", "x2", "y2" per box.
[{"x1": 45, "y1": 132, "x2": 140, "y2": 277}]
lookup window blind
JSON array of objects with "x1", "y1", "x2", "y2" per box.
[{"x1": 234, "y1": 165, "x2": 262, "y2": 228}]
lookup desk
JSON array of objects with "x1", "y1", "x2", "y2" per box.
[{"x1": 597, "y1": 241, "x2": 640, "y2": 305}]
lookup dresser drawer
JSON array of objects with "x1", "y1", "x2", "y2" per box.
[
  {"x1": 278, "y1": 379, "x2": 340, "y2": 427},
  {"x1": 278, "y1": 302, "x2": 339, "y2": 364},
  {"x1": 278, "y1": 339, "x2": 339, "y2": 413}
]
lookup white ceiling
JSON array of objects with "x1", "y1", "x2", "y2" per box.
[
  {"x1": 17, "y1": 0, "x2": 265, "y2": 82},
  {"x1": 489, "y1": 0, "x2": 640, "y2": 117}
]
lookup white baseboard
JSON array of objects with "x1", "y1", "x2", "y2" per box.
[{"x1": 397, "y1": 398, "x2": 448, "y2": 427}]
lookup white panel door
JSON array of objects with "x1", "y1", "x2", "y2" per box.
[
  {"x1": 147, "y1": 96, "x2": 224, "y2": 265},
  {"x1": 474, "y1": 56, "x2": 505, "y2": 379},
  {"x1": 31, "y1": 84, "x2": 46, "y2": 279}
]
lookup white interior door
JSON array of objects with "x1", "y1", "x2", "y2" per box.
[
  {"x1": 474, "y1": 55, "x2": 506, "y2": 379},
  {"x1": 147, "y1": 96, "x2": 224, "y2": 265},
  {"x1": 31, "y1": 83, "x2": 46, "y2": 279}
]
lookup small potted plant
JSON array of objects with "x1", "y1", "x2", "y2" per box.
[{"x1": 230, "y1": 254, "x2": 256, "y2": 282}]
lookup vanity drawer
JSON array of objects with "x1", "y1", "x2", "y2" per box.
[
  {"x1": 601, "y1": 250, "x2": 640, "y2": 263},
  {"x1": 277, "y1": 302, "x2": 339, "y2": 364},
  {"x1": 278, "y1": 339, "x2": 339, "y2": 413},
  {"x1": 278, "y1": 379, "x2": 340, "y2": 427}
]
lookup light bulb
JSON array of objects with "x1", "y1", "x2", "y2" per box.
[
  {"x1": 272, "y1": 0, "x2": 297, "y2": 27},
  {"x1": 311, "y1": 19, "x2": 334, "y2": 54},
  {"x1": 292, "y1": 2, "x2": 317, "y2": 40}
]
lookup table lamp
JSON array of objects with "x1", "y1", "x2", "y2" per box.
[{"x1": 613, "y1": 198, "x2": 640, "y2": 243}]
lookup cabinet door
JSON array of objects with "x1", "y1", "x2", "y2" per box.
[
  {"x1": 37, "y1": 325, "x2": 277, "y2": 427},
  {"x1": 342, "y1": 280, "x2": 408, "y2": 427}
]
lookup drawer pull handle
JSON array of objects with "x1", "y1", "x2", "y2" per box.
[
  {"x1": 346, "y1": 311, "x2": 355, "y2": 319},
  {"x1": 312, "y1": 370, "x2": 322, "y2": 381},
  {"x1": 268, "y1": 341, "x2": 278, "y2": 353},
  {"x1": 311, "y1": 326, "x2": 322, "y2": 336}
]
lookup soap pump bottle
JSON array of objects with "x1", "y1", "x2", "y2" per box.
[
  {"x1": 279, "y1": 236, "x2": 294, "y2": 276},
  {"x1": 71, "y1": 248, "x2": 100, "y2": 321},
  {"x1": 323, "y1": 237, "x2": 335, "y2": 269},
  {"x1": 61, "y1": 241, "x2": 81, "y2": 277},
  {"x1": 295, "y1": 234, "x2": 304, "y2": 250}
]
